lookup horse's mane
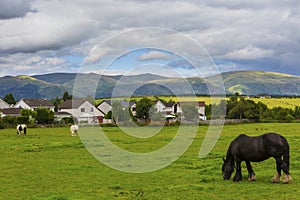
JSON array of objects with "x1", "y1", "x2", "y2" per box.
[{"x1": 225, "y1": 141, "x2": 235, "y2": 163}]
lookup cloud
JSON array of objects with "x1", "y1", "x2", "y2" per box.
[
  {"x1": 222, "y1": 47, "x2": 273, "y2": 60},
  {"x1": 167, "y1": 59, "x2": 194, "y2": 70},
  {"x1": 0, "y1": 0, "x2": 37, "y2": 19},
  {"x1": 138, "y1": 51, "x2": 171, "y2": 61},
  {"x1": 0, "y1": 0, "x2": 300, "y2": 76},
  {"x1": 0, "y1": 53, "x2": 69, "y2": 76}
]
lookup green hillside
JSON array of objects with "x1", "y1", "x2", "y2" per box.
[
  {"x1": 219, "y1": 70, "x2": 300, "y2": 95},
  {"x1": 1, "y1": 70, "x2": 300, "y2": 99}
]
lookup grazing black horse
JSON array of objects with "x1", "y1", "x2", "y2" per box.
[{"x1": 222, "y1": 133, "x2": 292, "y2": 183}]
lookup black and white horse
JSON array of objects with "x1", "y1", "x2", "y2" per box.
[
  {"x1": 70, "y1": 124, "x2": 79, "y2": 136},
  {"x1": 222, "y1": 132, "x2": 292, "y2": 183},
  {"x1": 17, "y1": 124, "x2": 27, "y2": 136}
]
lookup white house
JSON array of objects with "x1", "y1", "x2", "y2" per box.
[
  {"x1": 153, "y1": 100, "x2": 167, "y2": 113},
  {"x1": 97, "y1": 100, "x2": 112, "y2": 115},
  {"x1": 59, "y1": 99, "x2": 104, "y2": 124},
  {"x1": 97, "y1": 100, "x2": 136, "y2": 116},
  {"x1": 0, "y1": 98, "x2": 10, "y2": 109},
  {"x1": 14, "y1": 98, "x2": 55, "y2": 111},
  {"x1": 152, "y1": 100, "x2": 206, "y2": 120}
]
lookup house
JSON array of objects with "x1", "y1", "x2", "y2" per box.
[
  {"x1": 14, "y1": 98, "x2": 55, "y2": 111},
  {"x1": 0, "y1": 108, "x2": 23, "y2": 117},
  {"x1": 97, "y1": 100, "x2": 136, "y2": 116},
  {"x1": 153, "y1": 100, "x2": 167, "y2": 113},
  {"x1": 59, "y1": 99, "x2": 104, "y2": 124},
  {"x1": 54, "y1": 111, "x2": 73, "y2": 123},
  {"x1": 151, "y1": 100, "x2": 206, "y2": 120},
  {"x1": 0, "y1": 98, "x2": 10, "y2": 109}
]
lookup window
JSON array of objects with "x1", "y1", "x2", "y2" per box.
[
  {"x1": 90, "y1": 107, "x2": 94, "y2": 112},
  {"x1": 81, "y1": 108, "x2": 85, "y2": 112}
]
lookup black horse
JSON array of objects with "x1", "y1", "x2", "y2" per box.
[{"x1": 222, "y1": 132, "x2": 292, "y2": 183}]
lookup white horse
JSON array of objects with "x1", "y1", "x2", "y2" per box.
[
  {"x1": 17, "y1": 124, "x2": 27, "y2": 136},
  {"x1": 70, "y1": 124, "x2": 79, "y2": 136}
]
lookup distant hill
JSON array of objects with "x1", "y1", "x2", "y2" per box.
[
  {"x1": 219, "y1": 70, "x2": 300, "y2": 95},
  {"x1": 1, "y1": 70, "x2": 300, "y2": 100}
]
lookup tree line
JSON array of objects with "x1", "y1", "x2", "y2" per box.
[{"x1": 206, "y1": 94, "x2": 300, "y2": 122}]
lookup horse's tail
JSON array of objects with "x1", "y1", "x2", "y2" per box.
[{"x1": 281, "y1": 136, "x2": 290, "y2": 172}]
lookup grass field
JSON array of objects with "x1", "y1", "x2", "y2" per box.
[{"x1": 1, "y1": 123, "x2": 300, "y2": 199}]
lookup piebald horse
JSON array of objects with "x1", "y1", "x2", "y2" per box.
[
  {"x1": 17, "y1": 124, "x2": 27, "y2": 136},
  {"x1": 70, "y1": 124, "x2": 79, "y2": 136}
]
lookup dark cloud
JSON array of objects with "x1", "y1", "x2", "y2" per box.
[{"x1": 0, "y1": 0, "x2": 37, "y2": 19}]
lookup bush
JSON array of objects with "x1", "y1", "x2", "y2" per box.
[
  {"x1": 17, "y1": 116, "x2": 29, "y2": 124},
  {"x1": 62, "y1": 117, "x2": 74, "y2": 124},
  {"x1": 0, "y1": 120, "x2": 5, "y2": 129},
  {"x1": 2, "y1": 116, "x2": 17, "y2": 127}
]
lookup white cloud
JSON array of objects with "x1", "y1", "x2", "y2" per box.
[
  {"x1": 139, "y1": 51, "x2": 171, "y2": 61},
  {"x1": 222, "y1": 47, "x2": 273, "y2": 60}
]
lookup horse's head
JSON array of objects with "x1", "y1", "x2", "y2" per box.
[{"x1": 222, "y1": 158, "x2": 234, "y2": 180}]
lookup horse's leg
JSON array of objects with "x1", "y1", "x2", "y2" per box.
[
  {"x1": 233, "y1": 160, "x2": 242, "y2": 181},
  {"x1": 246, "y1": 161, "x2": 256, "y2": 181},
  {"x1": 281, "y1": 158, "x2": 292, "y2": 184},
  {"x1": 271, "y1": 157, "x2": 282, "y2": 183}
]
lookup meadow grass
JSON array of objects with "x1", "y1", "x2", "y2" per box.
[{"x1": 1, "y1": 123, "x2": 299, "y2": 199}]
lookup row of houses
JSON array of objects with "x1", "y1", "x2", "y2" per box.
[{"x1": 0, "y1": 98, "x2": 206, "y2": 124}]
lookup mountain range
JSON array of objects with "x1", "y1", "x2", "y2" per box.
[{"x1": 1, "y1": 70, "x2": 300, "y2": 100}]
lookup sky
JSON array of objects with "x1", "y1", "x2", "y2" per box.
[{"x1": 0, "y1": 0, "x2": 300, "y2": 77}]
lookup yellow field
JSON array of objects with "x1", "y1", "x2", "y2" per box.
[
  {"x1": 96, "y1": 96, "x2": 300, "y2": 109},
  {"x1": 250, "y1": 97, "x2": 300, "y2": 109}
]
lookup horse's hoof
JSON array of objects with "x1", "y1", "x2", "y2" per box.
[
  {"x1": 271, "y1": 177, "x2": 280, "y2": 183},
  {"x1": 271, "y1": 172, "x2": 280, "y2": 183},
  {"x1": 248, "y1": 174, "x2": 256, "y2": 181},
  {"x1": 233, "y1": 178, "x2": 241, "y2": 182},
  {"x1": 282, "y1": 174, "x2": 292, "y2": 184},
  {"x1": 248, "y1": 175, "x2": 256, "y2": 181}
]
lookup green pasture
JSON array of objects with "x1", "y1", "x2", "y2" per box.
[{"x1": 1, "y1": 123, "x2": 300, "y2": 199}]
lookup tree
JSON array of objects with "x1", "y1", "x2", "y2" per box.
[
  {"x1": 293, "y1": 106, "x2": 300, "y2": 119},
  {"x1": 3, "y1": 93, "x2": 16, "y2": 105},
  {"x1": 104, "y1": 111, "x2": 112, "y2": 119},
  {"x1": 62, "y1": 91, "x2": 72, "y2": 101},
  {"x1": 210, "y1": 100, "x2": 227, "y2": 119},
  {"x1": 227, "y1": 98, "x2": 260, "y2": 120},
  {"x1": 112, "y1": 102, "x2": 124, "y2": 123},
  {"x1": 52, "y1": 96, "x2": 62, "y2": 112},
  {"x1": 21, "y1": 109, "x2": 36, "y2": 118},
  {"x1": 135, "y1": 97, "x2": 154, "y2": 120},
  {"x1": 181, "y1": 104, "x2": 198, "y2": 122},
  {"x1": 35, "y1": 108, "x2": 54, "y2": 124},
  {"x1": 149, "y1": 106, "x2": 164, "y2": 122}
]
